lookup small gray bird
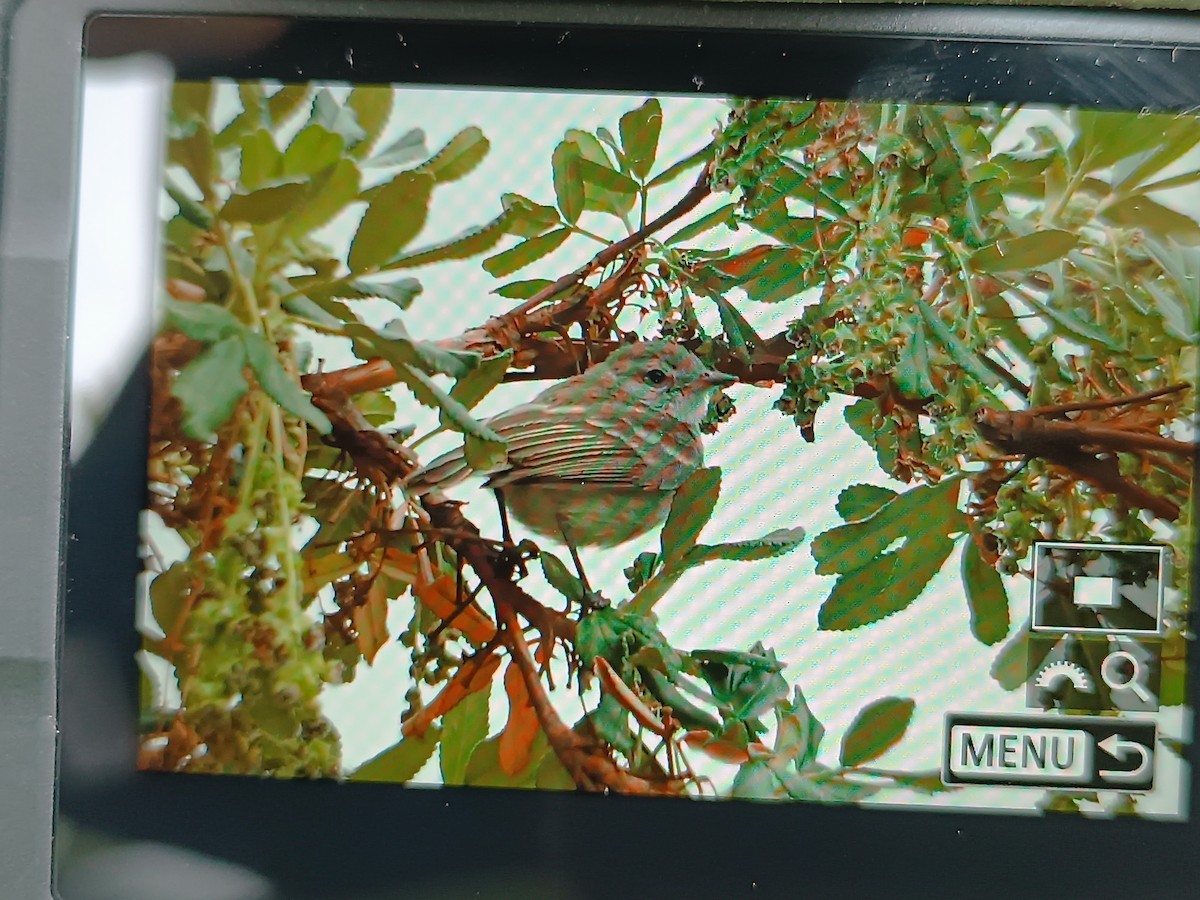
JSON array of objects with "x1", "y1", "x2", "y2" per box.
[{"x1": 406, "y1": 340, "x2": 735, "y2": 560}]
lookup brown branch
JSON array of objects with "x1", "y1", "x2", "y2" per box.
[
  {"x1": 306, "y1": 168, "x2": 715, "y2": 399},
  {"x1": 495, "y1": 600, "x2": 687, "y2": 795}
]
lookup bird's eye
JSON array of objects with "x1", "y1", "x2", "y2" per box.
[{"x1": 645, "y1": 368, "x2": 668, "y2": 385}]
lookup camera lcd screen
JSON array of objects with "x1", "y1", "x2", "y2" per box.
[{"x1": 73, "y1": 15, "x2": 1196, "y2": 838}]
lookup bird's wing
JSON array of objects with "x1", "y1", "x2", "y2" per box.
[{"x1": 408, "y1": 402, "x2": 641, "y2": 492}]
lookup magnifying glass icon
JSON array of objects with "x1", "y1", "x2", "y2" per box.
[{"x1": 1101, "y1": 650, "x2": 1153, "y2": 703}]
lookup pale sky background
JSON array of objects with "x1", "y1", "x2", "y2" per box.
[{"x1": 74, "y1": 58, "x2": 1189, "y2": 818}]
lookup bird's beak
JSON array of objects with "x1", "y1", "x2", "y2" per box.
[{"x1": 702, "y1": 370, "x2": 738, "y2": 387}]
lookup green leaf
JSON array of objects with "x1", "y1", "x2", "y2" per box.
[
  {"x1": 619, "y1": 98, "x2": 663, "y2": 181},
  {"x1": 539, "y1": 551, "x2": 584, "y2": 605},
  {"x1": 915, "y1": 297, "x2": 1001, "y2": 388},
  {"x1": 1114, "y1": 116, "x2": 1200, "y2": 191},
  {"x1": 552, "y1": 141, "x2": 584, "y2": 223},
  {"x1": 417, "y1": 126, "x2": 489, "y2": 183},
  {"x1": 687, "y1": 527, "x2": 806, "y2": 564},
  {"x1": 279, "y1": 158, "x2": 361, "y2": 239},
  {"x1": 970, "y1": 230, "x2": 1079, "y2": 273},
  {"x1": 894, "y1": 321, "x2": 938, "y2": 398},
  {"x1": 990, "y1": 621, "x2": 1041, "y2": 691},
  {"x1": 482, "y1": 228, "x2": 571, "y2": 278},
  {"x1": 266, "y1": 85, "x2": 310, "y2": 125},
  {"x1": 812, "y1": 479, "x2": 963, "y2": 576},
  {"x1": 162, "y1": 297, "x2": 242, "y2": 343},
  {"x1": 664, "y1": 203, "x2": 737, "y2": 245},
  {"x1": 171, "y1": 82, "x2": 212, "y2": 124},
  {"x1": 818, "y1": 533, "x2": 957, "y2": 630},
  {"x1": 439, "y1": 689, "x2": 490, "y2": 785},
  {"x1": 172, "y1": 336, "x2": 248, "y2": 439},
  {"x1": 500, "y1": 193, "x2": 561, "y2": 238},
  {"x1": 835, "y1": 484, "x2": 899, "y2": 523},
  {"x1": 1101, "y1": 194, "x2": 1200, "y2": 244},
  {"x1": 392, "y1": 363, "x2": 507, "y2": 469},
  {"x1": 450, "y1": 349, "x2": 513, "y2": 410},
  {"x1": 347, "y1": 87, "x2": 393, "y2": 158},
  {"x1": 149, "y1": 562, "x2": 191, "y2": 634},
  {"x1": 693, "y1": 642, "x2": 788, "y2": 727},
  {"x1": 354, "y1": 277, "x2": 423, "y2": 310},
  {"x1": 464, "y1": 731, "x2": 552, "y2": 789},
  {"x1": 281, "y1": 125, "x2": 345, "y2": 178},
  {"x1": 168, "y1": 120, "x2": 215, "y2": 197},
  {"x1": 646, "y1": 141, "x2": 714, "y2": 189},
  {"x1": 734, "y1": 248, "x2": 812, "y2": 305},
  {"x1": 241, "y1": 332, "x2": 332, "y2": 434},
  {"x1": 714, "y1": 296, "x2": 762, "y2": 363},
  {"x1": 961, "y1": 539, "x2": 1010, "y2": 646},
  {"x1": 349, "y1": 727, "x2": 441, "y2": 782},
  {"x1": 839, "y1": 697, "x2": 915, "y2": 767},
  {"x1": 348, "y1": 172, "x2": 434, "y2": 272},
  {"x1": 381, "y1": 210, "x2": 515, "y2": 271},
  {"x1": 238, "y1": 129, "x2": 282, "y2": 190},
  {"x1": 577, "y1": 157, "x2": 640, "y2": 196},
  {"x1": 365, "y1": 129, "x2": 428, "y2": 170},
  {"x1": 660, "y1": 467, "x2": 721, "y2": 562},
  {"x1": 220, "y1": 181, "x2": 308, "y2": 224},
  {"x1": 493, "y1": 279, "x2": 554, "y2": 300}
]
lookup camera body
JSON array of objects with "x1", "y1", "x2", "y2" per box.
[{"x1": 3, "y1": 2, "x2": 1200, "y2": 898}]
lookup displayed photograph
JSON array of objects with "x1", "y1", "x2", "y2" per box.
[{"x1": 135, "y1": 78, "x2": 1196, "y2": 817}]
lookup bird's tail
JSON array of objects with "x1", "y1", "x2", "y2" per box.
[{"x1": 403, "y1": 446, "x2": 472, "y2": 495}]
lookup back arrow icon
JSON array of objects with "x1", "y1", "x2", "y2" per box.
[{"x1": 1098, "y1": 733, "x2": 1150, "y2": 782}]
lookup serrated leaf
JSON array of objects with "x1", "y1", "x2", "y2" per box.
[
  {"x1": 619, "y1": 98, "x2": 663, "y2": 181},
  {"x1": 971, "y1": 230, "x2": 1079, "y2": 273},
  {"x1": 162, "y1": 297, "x2": 243, "y2": 343},
  {"x1": 482, "y1": 228, "x2": 571, "y2": 277},
  {"x1": 241, "y1": 332, "x2": 332, "y2": 433},
  {"x1": 348, "y1": 172, "x2": 434, "y2": 272},
  {"x1": 355, "y1": 277, "x2": 423, "y2": 310},
  {"x1": 366, "y1": 127, "x2": 428, "y2": 169},
  {"x1": 813, "y1": 479, "x2": 963, "y2": 576},
  {"x1": 552, "y1": 141, "x2": 584, "y2": 223},
  {"x1": 347, "y1": 87, "x2": 392, "y2": 158},
  {"x1": 381, "y1": 210, "x2": 514, "y2": 270},
  {"x1": 660, "y1": 467, "x2": 721, "y2": 562},
  {"x1": 440, "y1": 688, "x2": 491, "y2": 785},
  {"x1": 687, "y1": 527, "x2": 806, "y2": 564},
  {"x1": 352, "y1": 578, "x2": 391, "y2": 664},
  {"x1": 961, "y1": 538, "x2": 1010, "y2": 645},
  {"x1": 839, "y1": 697, "x2": 915, "y2": 767},
  {"x1": 450, "y1": 349, "x2": 512, "y2": 410},
  {"x1": 835, "y1": 484, "x2": 898, "y2": 523},
  {"x1": 418, "y1": 126, "x2": 489, "y2": 183},
  {"x1": 818, "y1": 534, "x2": 956, "y2": 631},
  {"x1": 220, "y1": 181, "x2": 307, "y2": 224},
  {"x1": 265, "y1": 84, "x2": 310, "y2": 125},
  {"x1": 539, "y1": 551, "x2": 584, "y2": 605},
  {"x1": 349, "y1": 727, "x2": 441, "y2": 782},
  {"x1": 172, "y1": 336, "x2": 248, "y2": 439}
]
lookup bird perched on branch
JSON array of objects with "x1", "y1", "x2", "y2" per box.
[{"x1": 406, "y1": 340, "x2": 735, "y2": 586}]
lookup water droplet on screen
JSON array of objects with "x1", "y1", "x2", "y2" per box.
[{"x1": 692, "y1": 75, "x2": 705, "y2": 90}]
